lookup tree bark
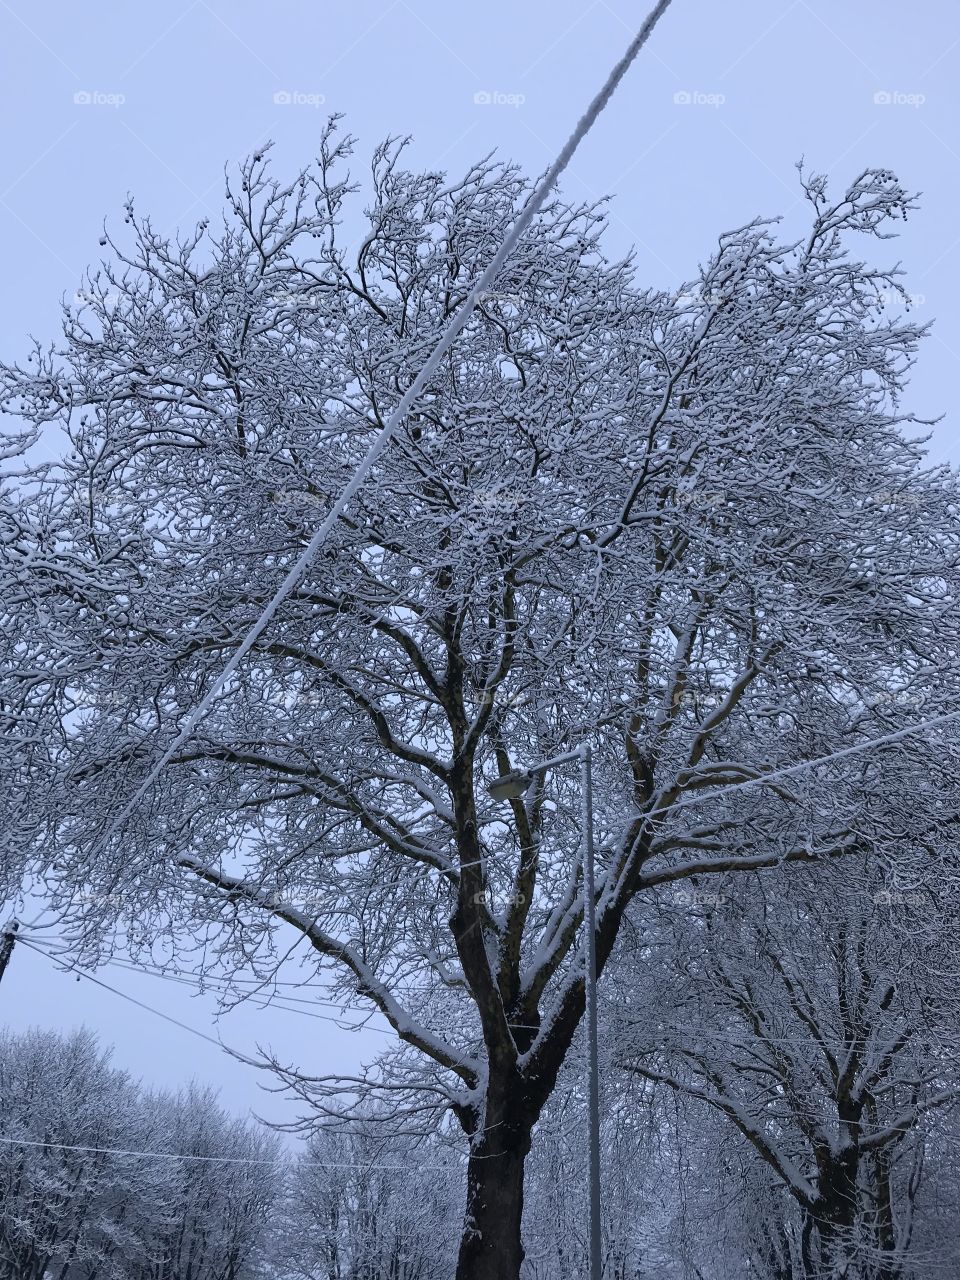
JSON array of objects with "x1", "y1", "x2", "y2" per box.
[{"x1": 455, "y1": 1115, "x2": 534, "y2": 1280}]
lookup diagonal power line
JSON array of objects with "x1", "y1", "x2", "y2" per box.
[
  {"x1": 94, "y1": 0, "x2": 678, "y2": 849},
  {"x1": 15, "y1": 934, "x2": 262, "y2": 1065},
  {"x1": 0, "y1": 1135, "x2": 451, "y2": 1172}
]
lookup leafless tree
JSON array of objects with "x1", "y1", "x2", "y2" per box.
[
  {"x1": 3, "y1": 126, "x2": 960, "y2": 1277},
  {"x1": 0, "y1": 1028, "x2": 279, "y2": 1280},
  {"x1": 614, "y1": 860, "x2": 960, "y2": 1278}
]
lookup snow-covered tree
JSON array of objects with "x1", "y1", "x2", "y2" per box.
[
  {"x1": 0, "y1": 1027, "x2": 143, "y2": 1280},
  {"x1": 3, "y1": 124, "x2": 960, "y2": 1278},
  {"x1": 0, "y1": 417, "x2": 65, "y2": 904},
  {"x1": 270, "y1": 1126, "x2": 460, "y2": 1280},
  {"x1": 904, "y1": 1104, "x2": 960, "y2": 1278},
  {"x1": 519, "y1": 1069, "x2": 682, "y2": 1279},
  {"x1": 0, "y1": 1028, "x2": 279, "y2": 1280},
  {"x1": 130, "y1": 1083, "x2": 281, "y2": 1280},
  {"x1": 613, "y1": 860, "x2": 960, "y2": 1278}
]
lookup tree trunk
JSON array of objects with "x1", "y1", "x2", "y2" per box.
[
  {"x1": 811, "y1": 1137, "x2": 860, "y2": 1278},
  {"x1": 870, "y1": 1147, "x2": 901, "y2": 1280},
  {"x1": 455, "y1": 1122, "x2": 533, "y2": 1280}
]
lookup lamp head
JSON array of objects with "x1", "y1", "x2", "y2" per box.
[{"x1": 487, "y1": 769, "x2": 533, "y2": 803}]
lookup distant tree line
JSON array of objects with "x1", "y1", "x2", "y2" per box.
[{"x1": 5, "y1": 886, "x2": 960, "y2": 1280}]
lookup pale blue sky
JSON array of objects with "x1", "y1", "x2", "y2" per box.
[{"x1": 2, "y1": 0, "x2": 959, "y2": 1124}]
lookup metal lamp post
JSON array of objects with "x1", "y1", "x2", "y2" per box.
[{"x1": 487, "y1": 745, "x2": 602, "y2": 1280}]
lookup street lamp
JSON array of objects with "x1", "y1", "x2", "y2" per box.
[
  {"x1": 0, "y1": 918, "x2": 19, "y2": 987},
  {"x1": 487, "y1": 745, "x2": 602, "y2": 1280},
  {"x1": 487, "y1": 768, "x2": 536, "y2": 804}
]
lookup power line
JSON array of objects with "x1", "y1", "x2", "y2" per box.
[
  {"x1": 17, "y1": 935, "x2": 951, "y2": 1053},
  {"x1": 21, "y1": 936, "x2": 393, "y2": 1031},
  {"x1": 19, "y1": 933, "x2": 542, "y2": 1033},
  {"x1": 90, "y1": 954, "x2": 396, "y2": 1012},
  {"x1": 13, "y1": 939, "x2": 505, "y2": 1163},
  {"x1": 16, "y1": 936, "x2": 261, "y2": 1066},
  {"x1": 8, "y1": 938, "x2": 417, "y2": 995},
  {"x1": 92, "y1": 0, "x2": 676, "y2": 852},
  {"x1": 18, "y1": 931, "x2": 952, "y2": 1080},
  {"x1": 28, "y1": 935, "x2": 955, "y2": 1048},
  {"x1": 438, "y1": 707, "x2": 960, "y2": 879},
  {"x1": 661, "y1": 706, "x2": 960, "y2": 820},
  {"x1": 0, "y1": 1134, "x2": 455, "y2": 1172}
]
